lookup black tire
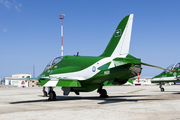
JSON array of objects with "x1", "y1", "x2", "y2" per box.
[
  {"x1": 100, "y1": 89, "x2": 109, "y2": 98},
  {"x1": 48, "y1": 91, "x2": 57, "y2": 101},
  {"x1": 161, "y1": 88, "x2": 165, "y2": 92}
]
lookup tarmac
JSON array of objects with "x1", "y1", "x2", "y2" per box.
[{"x1": 1, "y1": 85, "x2": 180, "y2": 120}]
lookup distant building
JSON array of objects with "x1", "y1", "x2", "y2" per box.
[
  {"x1": 29, "y1": 80, "x2": 38, "y2": 87},
  {"x1": 1, "y1": 78, "x2": 5, "y2": 85},
  {"x1": 133, "y1": 77, "x2": 152, "y2": 85},
  {"x1": 5, "y1": 74, "x2": 39, "y2": 87}
]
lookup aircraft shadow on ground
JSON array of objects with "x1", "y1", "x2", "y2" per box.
[
  {"x1": 9, "y1": 95, "x2": 164, "y2": 105},
  {"x1": 152, "y1": 91, "x2": 180, "y2": 94},
  {"x1": 172, "y1": 92, "x2": 180, "y2": 94}
]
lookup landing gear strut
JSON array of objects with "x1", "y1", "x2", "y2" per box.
[
  {"x1": 42, "y1": 87, "x2": 47, "y2": 97},
  {"x1": 159, "y1": 83, "x2": 165, "y2": 92},
  {"x1": 97, "y1": 86, "x2": 109, "y2": 98},
  {"x1": 48, "y1": 87, "x2": 57, "y2": 101}
]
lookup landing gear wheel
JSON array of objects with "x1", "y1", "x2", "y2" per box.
[
  {"x1": 100, "y1": 89, "x2": 109, "y2": 98},
  {"x1": 48, "y1": 91, "x2": 57, "y2": 101},
  {"x1": 161, "y1": 88, "x2": 165, "y2": 92},
  {"x1": 159, "y1": 83, "x2": 165, "y2": 92}
]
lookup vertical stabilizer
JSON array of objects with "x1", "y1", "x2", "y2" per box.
[{"x1": 100, "y1": 14, "x2": 134, "y2": 58}]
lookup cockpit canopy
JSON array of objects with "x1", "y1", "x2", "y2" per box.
[
  {"x1": 160, "y1": 63, "x2": 180, "y2": 74},
  {"x1": 44, "y1": 56, "x2": 63, "y2": 71},
  {"x1": 167, "y1": 63, "x2": 180, "y2": 71}
]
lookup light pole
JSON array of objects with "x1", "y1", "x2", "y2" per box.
[{"x1": 59, "y1": 14, "x2": 65, "y2": 57}]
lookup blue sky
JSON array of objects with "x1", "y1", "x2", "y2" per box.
[{"x1": 1, "y1": 0, "x2": 180, "y2": 79}]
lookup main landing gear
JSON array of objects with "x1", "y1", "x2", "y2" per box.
[
  {"x1": 97, "y1": 86, "x2": 109, "y2": 98},
  {"x1": 48, "y1": 87, "x2": 57, "y2": 101},
  {"x1": 159, "y1": 83, "x2": 165, "y2": 92}
]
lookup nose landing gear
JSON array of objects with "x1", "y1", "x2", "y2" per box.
[{"x1": 159, "y1": 83, "x2": 165, "y2": 92}]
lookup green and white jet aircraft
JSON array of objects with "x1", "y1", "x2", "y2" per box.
[
  {"x1": 6, "y1": 14, "x2": 169, "y2": 100},
  {"x1": 151, "y1": 63, "x2": 180, "y2": 92}
]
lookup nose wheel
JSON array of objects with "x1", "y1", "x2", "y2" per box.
[
  {"x1": 159, "y1": 83, "x2": 165, "y2": 92},
  {"x1": 161, "y1": 88, "x2": 165, "y2": 92}
]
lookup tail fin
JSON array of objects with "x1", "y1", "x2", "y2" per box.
[{"x1": 100, "y1": 14, "x2": 134, "y2": 58}]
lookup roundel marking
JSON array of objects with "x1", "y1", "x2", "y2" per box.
[{"x1": 92, "y1": 66, "x2": 96, "y2": 72}]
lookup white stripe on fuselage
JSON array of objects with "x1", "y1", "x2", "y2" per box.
[
  {"x1": 152, "y1": 77, "x2": 176, "y2": 82},
  {"x1": 44, "y1": 80, "x2": 59, "y2": 87}
]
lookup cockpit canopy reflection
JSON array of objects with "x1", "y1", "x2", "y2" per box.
[{"x1": 44, "y1": 57, "x2": 63, "y2": 71}]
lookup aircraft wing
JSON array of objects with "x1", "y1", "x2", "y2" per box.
[
  {"x1": 103, "y1": 78, "x2": 134, "y2": 86},
  {"x1": 141, "y1": 62, "x2": 171, "y2": 71},
  {"x1": 5, "y1": 77, "x2": 41, "y2": 81},
  {"x1": 151, "y1": 77, "x2": 179, "y2": 83},
  {"x1": 5, "y1": 77, "x2": 82, "y2": 87}
]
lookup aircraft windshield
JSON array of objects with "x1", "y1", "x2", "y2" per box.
[
  {"x1": 160, "y1": 71, "x2": 165, "y2": 74},
  {"x1": 44, "y1": 57, "x2": 63, "y2": 71},
  {"x1": 167, "y1": 64, "x2": 174, "y2": 71}
]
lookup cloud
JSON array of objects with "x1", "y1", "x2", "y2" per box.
[
  {"x1": 0, "y1": 0, "x2": 22, "y2": 12},
  {"x1": 14, "y1": 5, "x2": 20, "y2": 11},
  {"x1": 4, "y1": 1, "x2": 12, "y2": 8},
  {"x1": 3, "y1": 28, "x2": 7, "y2": 33},
  {"x1": 14, "y1": 3, "x2": 22, "y2": 11}
]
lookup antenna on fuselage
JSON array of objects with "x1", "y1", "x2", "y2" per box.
[
  {"x1": 76, "y1": 52, "x2": 79, "y2": 56},
  {"x1": 59, "y1": 14, "x2": 65, "y2": 57}
]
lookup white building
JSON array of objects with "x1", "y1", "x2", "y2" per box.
[
  {"x1": 133, "y1": 77, "x2": 152, "y2": 85},
  {"x1": 5, "y1": 74, "x2": 31, "y2": 87}
]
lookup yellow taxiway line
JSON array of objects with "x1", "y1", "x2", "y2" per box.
[{"x1": 123, "y1": 89, "x2": 145, "y2": 94}]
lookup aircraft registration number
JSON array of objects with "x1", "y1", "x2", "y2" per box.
[{"x1": 104, "y1": 71, "x2": 110, "y2": 75}]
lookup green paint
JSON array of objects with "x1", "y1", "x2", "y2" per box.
[
  {"x1": 56, "y1": 79, "x2": 81, "y2": 87},
  {"x1": 103, "y1": 79, "x2": 115, "y2": 86},
  {"x1": 127, "y1": 79, "x2": 133, "y2": 84},
  {"x1": 151, "y1": 80, "x2": 180, "y2": 83},
  {"x1": 51, "y1": 66, "x2": 81, "y2": 75}
]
